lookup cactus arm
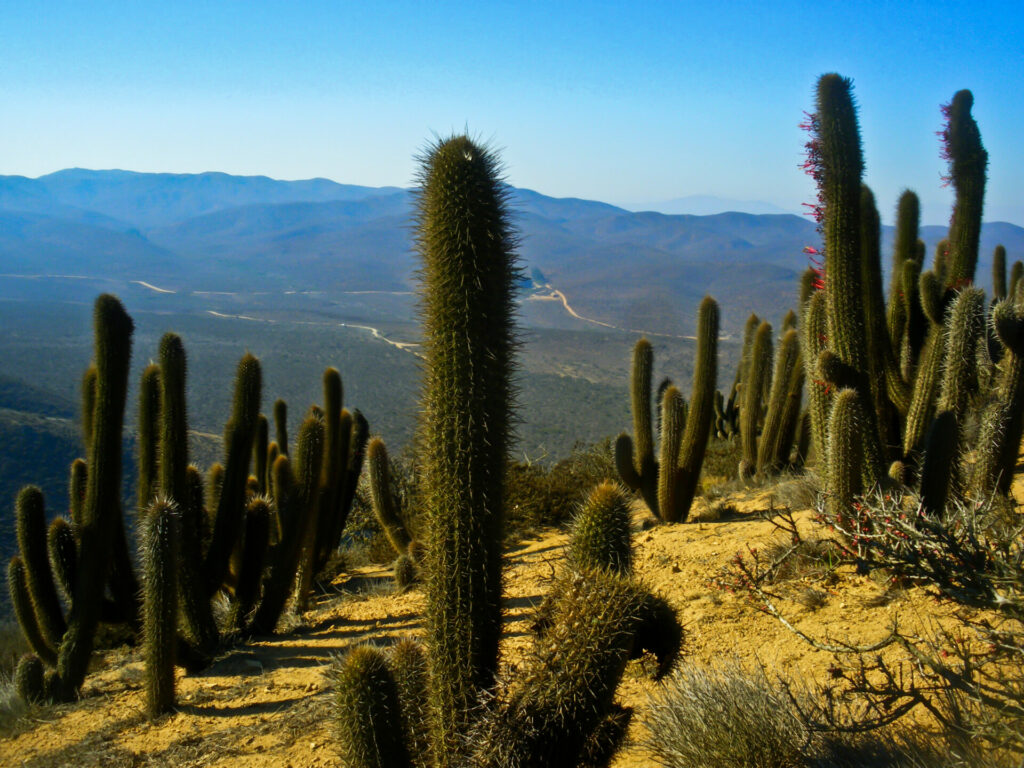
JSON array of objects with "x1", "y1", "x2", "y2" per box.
[{"x1": 141, "y1": 499, "x2": 179, "y2": 718}]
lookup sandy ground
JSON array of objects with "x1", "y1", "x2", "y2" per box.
[{"x1": 0, "y1": 482, "x2": 1008, "y2": 767}]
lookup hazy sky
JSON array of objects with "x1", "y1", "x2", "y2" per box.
[{"x1": 3, "y1": 1, "x2": 1023, "y2": 225}]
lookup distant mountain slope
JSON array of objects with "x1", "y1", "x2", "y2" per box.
[
  {"x1": 0, "y1": 169, "x2": 405, "y2": 228},
  {"x1": 2, "y1": 169, "x2": 1023, "y2": 335}
]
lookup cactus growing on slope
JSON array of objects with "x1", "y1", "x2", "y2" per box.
[{"x1": 415, "y1": 135, "x2": 519, "y2": 761}]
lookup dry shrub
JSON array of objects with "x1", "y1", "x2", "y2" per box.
[{"x1": 641, "y1": 662, "x2": 944, "y2": 768}]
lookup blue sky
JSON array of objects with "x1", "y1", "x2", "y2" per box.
[{"x1": 2, "y1": 1, "x2": 1022, "y2": 225}]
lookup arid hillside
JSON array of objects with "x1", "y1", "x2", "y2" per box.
[{"x1": 1, "y1": 478, "x2": 996, "y2": 768}]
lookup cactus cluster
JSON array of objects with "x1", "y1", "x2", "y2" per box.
[
  {"x1": 615, "y1": 296, "x2": 719, "y2": 522},
  {"x1": 7, "y1": 294, "x2": 368, "y2": 712},
  {"x1": 795, "y1": 74, "x2": 1017, "y2": 526}
]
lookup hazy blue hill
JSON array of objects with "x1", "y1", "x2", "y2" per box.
[
  {"x1": 0, "y1": 209, "x2": 182, "y2": 276},
  {"x1": 3, "y1": 169, "x2": 1024, "y2": 334},
  {"x1": 1, "y1": 169, "x2": 406, "y2": 228}
]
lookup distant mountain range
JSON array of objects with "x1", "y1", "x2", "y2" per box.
[
  {"x1": 623, "y1": 195, "x2": 794, "y2": 216},
  {"x1": 2, "y1": 169, "x2": 1023, "y2": 336}
]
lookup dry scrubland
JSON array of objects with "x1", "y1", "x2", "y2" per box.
[{"x1": 3, "y1": 479, "x2": 1006, "y2": 768}]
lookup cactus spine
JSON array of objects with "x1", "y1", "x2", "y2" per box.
[{"x1": 416, "y1": 136, "x2": 518, "y2": 761}]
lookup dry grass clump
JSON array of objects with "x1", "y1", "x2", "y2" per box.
[{"x1": 641, "y1": 662, "x2": 943, "y2": 768}]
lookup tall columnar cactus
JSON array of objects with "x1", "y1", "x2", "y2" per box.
[
  {"x1": 137, "y1": 364, "x2": 161, "y2": 514},
  {"x1": 812, "y1": 73, "x2": 883, "y2": 485},
  {"x1": 158, "y1": 333, "x2": 218, "y2": 663},
  {"x1": 668, "y1": 296, "x2": 718, "y2": 522},
  {"x1": 204, "y1": 353, "x2": 261, "y2": 596},
  {"x1": 889, "y1": 190, "x2": 921, "y2": 314},
  {"x1": 941, "y1": 90, "x2": 988, "y2": 288},
  {"x1": 416, "y1": 135, "x2": 518, "y2": 762},
  {"x1": 993, "y1": 245, "x2": 1008, "y2": 301},
  {"x1": 739, "y1": 321, "x2": 773, "y2": 479},
  {"x1": 55, "y1": 294, "x2": 133, "y2": 700},
  {"x1": 141, "y1": 498, "x2": 179, "y2": 718},
  {"x1": 615, "y1": 338, "x2": 657, "y2": 512},
  {"x1": 757, "y1": 329, "x2": 801, "y2": 476},
  {"x1": 619, "y1": 299, "x2": 717, "y2": 522}
]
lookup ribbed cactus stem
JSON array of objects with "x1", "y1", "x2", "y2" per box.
[
  {"x1": 814, "y1": 74, "x2": 883, "y2": 486},
  {"x1": 255, "y1": 414, "x2": 269, "y2": 494},
  {"x1": 567, "y1": 482, "x2": 632, "y2": 575},
  {"x1": 1010, "y1": 261, "x2": 1024, "y2": 300},
  {"x1": 800, "y1": 291, "x2": 830, "y2": 463},
  {"x1": 141, "y1": 498, "x2": 179, "y2": 718},
  {"x1": 656, "y1": 386, "x2": 685, "y2": 522},
  {"x1": 8, "y1": 557, "x2": 56, "y2": 666},
  {"x1": 975, "y1": 298, "x2": 1024, "y2": 495},
  {"x1": 81, "y1": 365, "x2": 97, "y2": 452},
  {"x1": 56, "y1": 294, "x2": 133, "y2": 699},
  {"x1": 739, "y1": 321, "x2": 772, "y2": 478},
  {"x1": 205, "y1": 353, "x2": 261, "y2": 596},
  {"x1": 274, "y1": 398, "x2": 288, "y2": 456},
  {"x1": 333, "y1": 645, "x2": 412, "y2": 768},
  {"x1": 757, "y1": 329, "x2": 800, "y2": 476},
  {"x1": 15, "y1": 486, "x2": 66, "y2": 649},
  {"x1": 993, "y1": 245, "x2": 1008, "y2": 301},
  {"x1": 417, "y1": 136, "x2": 518, "y2": 762},
  {"x1": 942, "y1": 90, "x2": 988, "y2": 288},
  {"x1": 669, "y1": 296, "x2": 718, "y2": 522},
  {"x1": 367, "y1": 438, "x2": 412, "y2": 556},
  {"x1": 137, "y1": 363, "x2": 161, "y2": 514},
  {"x1": 47, "y1": 517, "x2": 77, "y2": 604},
  {"x1": 826, "y1": 389, "x2": 864, "y2": 527}
]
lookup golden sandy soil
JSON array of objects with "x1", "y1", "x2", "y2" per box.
[{"x1": 0, "y1": 483, "x2": 1008, "y2": 768}]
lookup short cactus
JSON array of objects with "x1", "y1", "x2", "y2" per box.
[{"x1": 566, "y1": 482, "x2": 632, "y2": 575}]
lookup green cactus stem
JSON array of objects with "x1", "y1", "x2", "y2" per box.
[
  {"x1": 615, "y1": 338, "x2": 657, "y2": 512},
  {"x1": 334, "y1": 645, "x2": 412, "y2": 768},
  {"x1": 141, "y1": 498, "x2": 179, "y2": 718},
  {"x1": 54, "y1": 295, "x2": 134, "y2": 700},
  {"x1": 941, "y1": 90, "x2": 988, "y2": 288},
  {"x1": 416, "y1": 136, "x2": 518, "y2": 762},
  {"x1": 757, "y1": 329, "x2": 800, "y2": 476},
  {"x1": 274, "y1": 398, "x2": 288, "y2": 456},
  {"x1": 137, "y1": 364, "x2": 161, "y2": 515},
  {"x1": 739, "y1": 321, "x2": 773, "y2": 479},
  {"x1": 8, "y1": 557, "x2": 56, "y2": 666},
  {"x1": 993, "y1": 245, "x2": 1008, "y2": 301},
  {"x1": 15, "y1": 487, "x2": 66, "y2": 650},
  {"x1": 567, "y1": 482, "x2": 633, "y2": 575},
  {"x1": 367, "y1": 438, "x2": 412, "y2": 556},
  {"x1": 814, "y1": 74, "x2": 884, "y2": 485},
  {"x1": 826, "y1": 389, "x2": 864, "y2": 530}
]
